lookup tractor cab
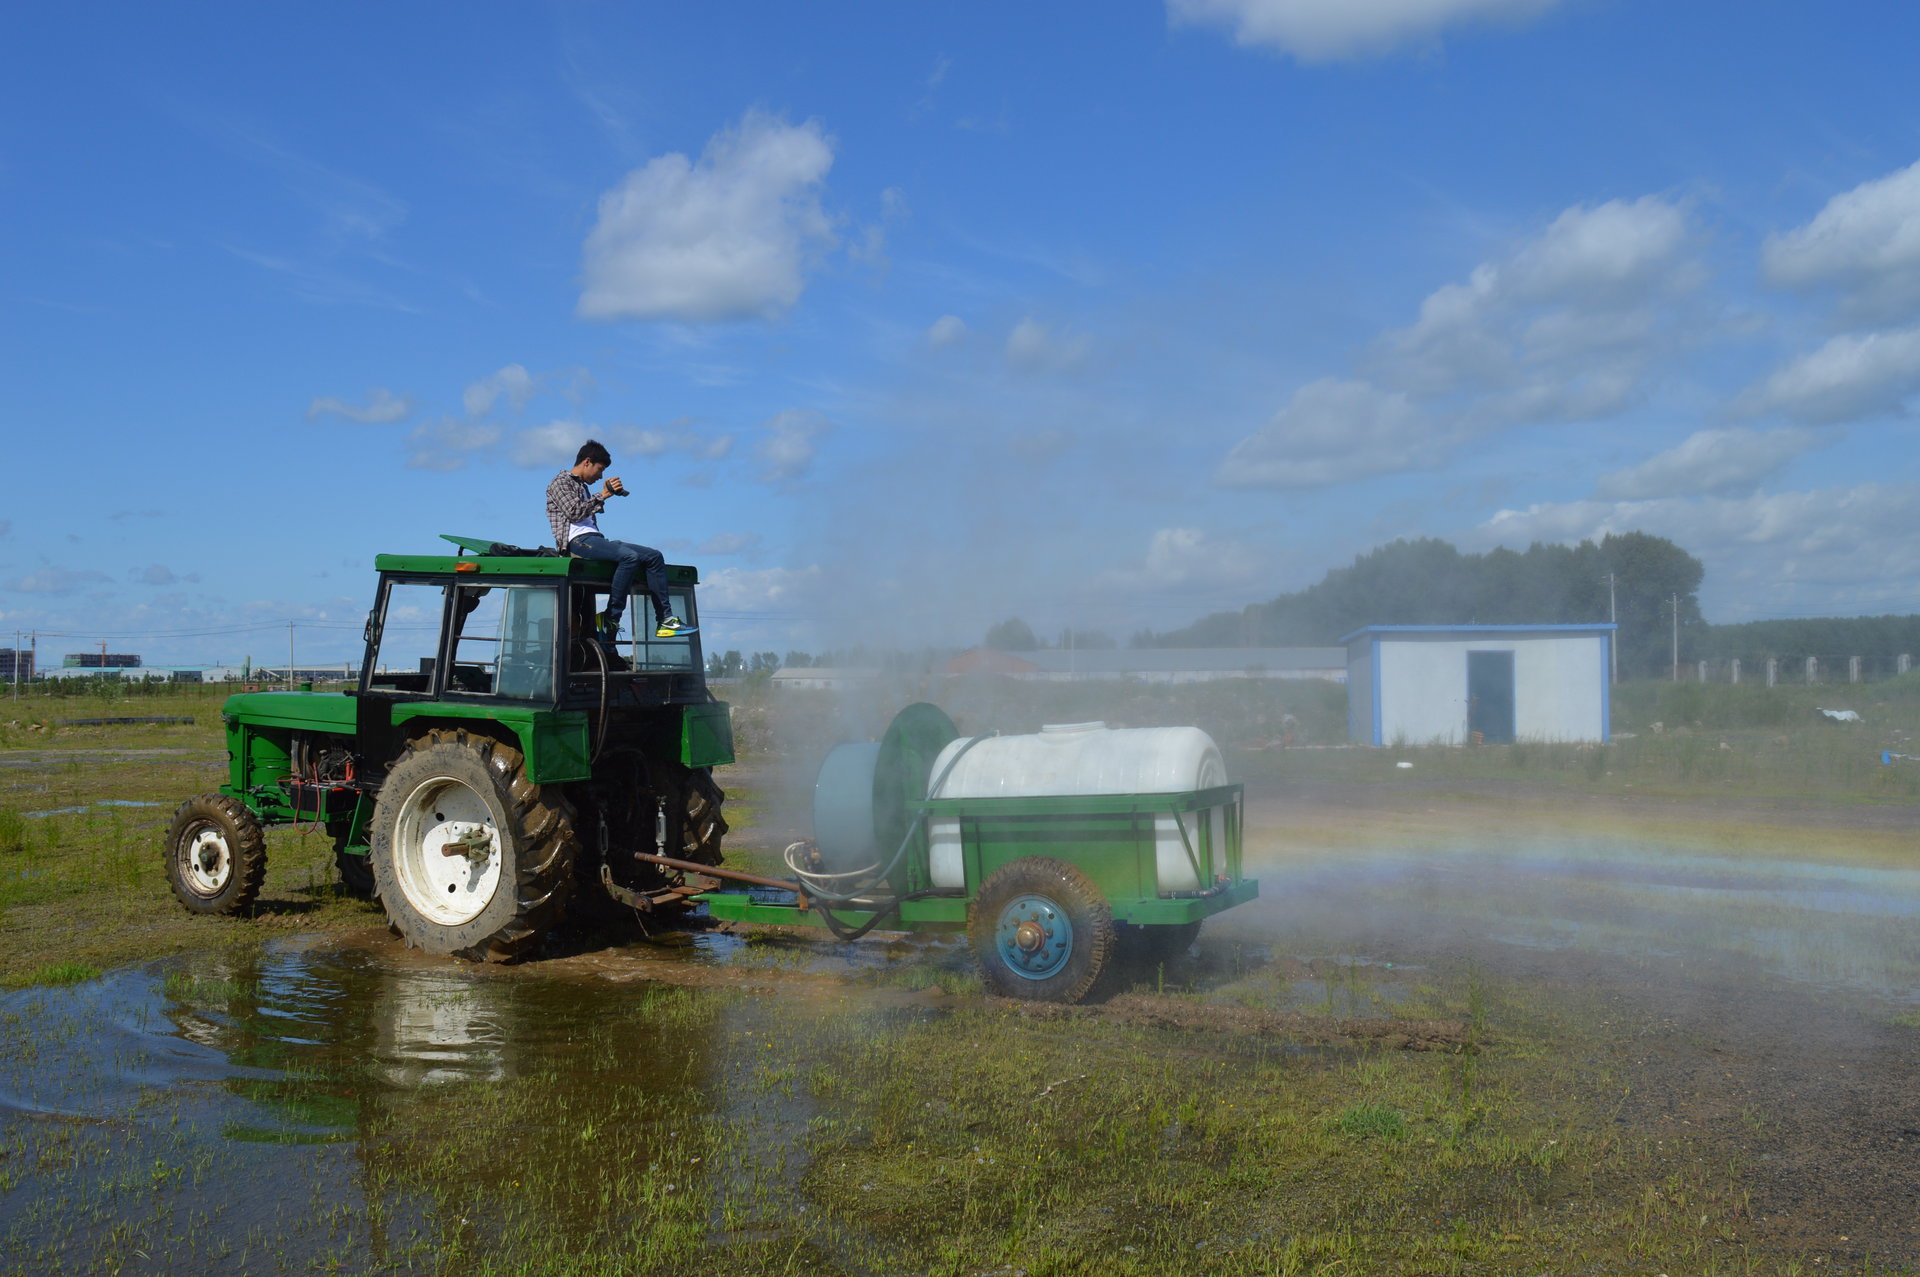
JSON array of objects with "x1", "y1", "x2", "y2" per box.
[{"x1": 359, "y1": 534, "x2": 709, "y2": 710}]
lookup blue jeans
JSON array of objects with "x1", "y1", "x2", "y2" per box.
[{"x1": 568, "y1": 534, "x2": 669, "y2": 629}]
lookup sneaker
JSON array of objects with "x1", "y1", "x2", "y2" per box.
[
  {"x1": 655, "y1": 615, "x2": 698, "y2": 638},
  {"x1": 596, "y1": 613, "x2": 622, "y2": 644}
]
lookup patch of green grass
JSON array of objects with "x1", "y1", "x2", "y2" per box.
[
  {"x1": 1334, "y1": 1101, "x2": 1408, "y2": 1141},
  {"x1": 2, "y1": 960, "x2": 101, "y2": 989},
  {"x1": 0, "y1": 806, "x2": 26, "y2": 855}
]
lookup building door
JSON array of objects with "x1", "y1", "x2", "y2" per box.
[{"x1": 1466, "y1": 650, "x2": 1515, "y2": 744}]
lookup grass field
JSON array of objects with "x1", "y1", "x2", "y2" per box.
[{"x1": 2, "y1": 677, "x2": 1917, "y2": 1273}]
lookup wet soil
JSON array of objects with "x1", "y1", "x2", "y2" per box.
[
  {"x1": 1226, "y1": 771, "x2": 1920, "y2": 1268},
  {"x1": 722, "y1": 759, "x2": 1920, "y2": 1262},
  {"x1": 1005, "y1": 991, "x2": 1475, "y2": 1051}
]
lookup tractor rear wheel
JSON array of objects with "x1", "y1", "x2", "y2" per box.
[
  {"x1": 370, "y1": 729, "x2": 577, "y2": 962},
  {"x1": 969, "y1": 856, "x2": 1114, "y2": 1003},
  {"x1": 163, "y1": 793, "x2": 267, "y2": 916}
]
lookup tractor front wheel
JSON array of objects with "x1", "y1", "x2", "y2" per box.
[
  {"x1": 968, "y1": 856, "x2": 1114, "y2": 1003},
  {"x1": 371, "y1": 729, "x2": 577, "y2": 962},
  {"x1": 163, "y1": 793, "x2": 267, "y2": 915}
]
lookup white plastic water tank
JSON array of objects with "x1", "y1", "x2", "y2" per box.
[{"x1": 924, "y1": 722, "x2": 1228, "y2": 892}]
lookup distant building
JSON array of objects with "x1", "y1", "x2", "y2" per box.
[
  {"x1": 1344, "y1": 624, "x2": 1613, "y2": 746},
  {"x1": 938, "y1": 647, "x2": 1348, "y2": 685},
  {"x1": 63, "y1": 653, "x2": 141, "y2": 668},
  {"x1": 0, "y1": 649, "x2": 32, "y2": 682},
  {"x1": 769, "y1": 667, "x2": 889, "y2": 691}
]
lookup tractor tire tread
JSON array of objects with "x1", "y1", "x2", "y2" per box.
[
  {"x1": 163, "y1": 792, "x2": 268, "y2": 916},
  {"x1": 373, "y1": 727, "x2": 577, "y2": 963}
]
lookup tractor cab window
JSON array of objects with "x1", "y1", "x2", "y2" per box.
[
  {"x1": 568, "y1": 583, "x2": 699, "y2": 673},
  {"x1": 366, "y1": 581, "x2": 448, "y2": 693},
  {"x1": 449, "y1": 585, "x2": 558, "y2": 700},
  {"x1": 627, "y1": 584, "x2": 699, "y2": 672}
]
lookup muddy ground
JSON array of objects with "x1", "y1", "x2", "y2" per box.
[
  {"x1": 1242, "y1": 771, "x2": 1920, "y2": 1267},
  {"x1": 7, "y1": 733, "x2": 1920, "y2": 1270}
]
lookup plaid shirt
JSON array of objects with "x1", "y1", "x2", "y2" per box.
[{"x1": 545, "y1": 470, "x2": 606, "y2": 550}]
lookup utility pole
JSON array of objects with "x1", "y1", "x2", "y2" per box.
[
  {"x1": 288, "y1": 622, "x2": 296, "y2": 691},
  {"x1": 11, "y1": 628, "x2": 18, "y2": 699},
  {"x1": 1670, "y1": 593, "x2": 1680, "y2": 682}
]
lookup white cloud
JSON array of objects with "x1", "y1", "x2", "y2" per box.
[
  {"x1": 1593, "y1": 427, "x2": 1823, "y2": 500},
  {"x1": 463, "y1": 364, "x2": 537, "y2": 417},
  {"x1": 1763, "y1": 158, "x2": 1920, "y2": 323},
  {"x1": 507, "y1": 420, "x2": 732, "y2": 470},
  {"x1": 5, "y1": 566, "x2": 112, "y2": 594},
  {"x1": 1138, "y1": 527, "x2": 1265, "y2": 590},
  {"x1": 1738, "y1": 326, "x2": 1920, "y2": 423},
  {"x1": 577, "y1": 111, "x2": 837, "y2": 322},
  {"x1": 1215, "y1": 378, "x2": 1439, "y2": 489},
  {"x1": 306, "y1": 387, "x2": 412, "y2": 424},
  {"x1": 754, "y1": 409, "x2": 829, "y2": 483},
  {"x1": 1370, "y1": 196, "x2": 1698, "y2": 425},
  {"x1": 926, "y1": 314, "x2": 967, "y2": 348},
  {"x1": 508, "y1": 421, "x2": 590, "y2": 470},
  {"x1": 1005, "y1": 317, "x2": 1090, "y2": 372},
  {"x1": 1214, "y1": 196, "x2": 1705, "y2": 493},
  {"x1": 695, "y1": 531, "x2": 762, "y2": 556},
  {"x1": 1168, "y1": 0, "x2": 1561, "y2": 62},
  {"x1": 699, "y1": 564, "x2": 822, "y2": 614},
  {"x1": 606, "y1": 422, "x2": 734, "y2": 462},
  {"x1": 1472, "y1": 482, "x2": 1920, "y2": 616},
  {"x1": 408, "y1": 417, "x2": 503, "y2": 471}
]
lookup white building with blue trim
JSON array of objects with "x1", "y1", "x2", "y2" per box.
[{"x1": 1343, "y1": 624, "x2": 1614, "y2": 746}]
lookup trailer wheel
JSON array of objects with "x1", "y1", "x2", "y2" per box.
[
  {"x1": 371, "y1": 729, "x2": 577, "y2": 962},
  {"x1": 969, "y1": 857, "x2": 1114, "y2": 1003},
  {"x1": 163, "y1": 793, "x2": 267, "y2": 916}
]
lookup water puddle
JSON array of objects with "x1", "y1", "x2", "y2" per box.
[
  {"x1": 0, "y1": 936, "x2": 953, "y2": 1272},
  {"x1": 23, "y1": 799, "x2": 164, "y2": 818}
]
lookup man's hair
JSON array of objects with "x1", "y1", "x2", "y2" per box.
[{"x1": 576, "y1": 439, "x2": 612, "y2": 466}]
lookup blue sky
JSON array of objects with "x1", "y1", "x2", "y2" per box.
[{"x1": 6, "y1": 1, "x2": 1920, "y2": 666}]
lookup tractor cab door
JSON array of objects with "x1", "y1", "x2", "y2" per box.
[{"x1": 361, "y1": 575, "x2": 562, "y2": 704}]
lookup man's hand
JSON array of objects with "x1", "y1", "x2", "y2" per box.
[{"x1": 600, "y1": 475, "x2": 628, "y2": 498}]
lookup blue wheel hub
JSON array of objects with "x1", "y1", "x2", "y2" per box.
[{"x1": 993, "y1": 893, "x2": 1074, "y2": 980}]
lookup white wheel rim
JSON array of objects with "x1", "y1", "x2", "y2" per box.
[
  {"x1": 391, "y1": 775, "x2": 504, "y2": 927},
  {"x1": 181, "y1": 825, "x2": 230, "y2": 896}
]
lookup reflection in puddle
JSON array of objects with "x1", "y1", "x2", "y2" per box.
[{"x1": 0, "y1": 936, "x2": 952, "y2": 1272}]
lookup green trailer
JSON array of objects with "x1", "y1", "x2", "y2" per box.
[{"x1": 702, "y1": 703, "x2": 1258, "y2": 1002}]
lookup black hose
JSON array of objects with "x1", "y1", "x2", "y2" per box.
[
  {"x1": 583, "y1": 634, "x2": 611, "y2": 764},
  {"x1": 816, "y1": 888, "x2": 959, "y2": 942}
]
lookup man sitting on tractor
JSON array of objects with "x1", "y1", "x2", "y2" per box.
[{"x1": 545, "y1": 438, "x2": 696, "y2": 642}]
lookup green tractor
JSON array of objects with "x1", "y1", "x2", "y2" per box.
[{"x1": 163, "y1": 535, "x2": 733, "y2": 960}]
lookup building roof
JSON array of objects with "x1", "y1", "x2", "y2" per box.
[
  {"x1": 941, "y1": 646, "x2": 1346, "y2": 675},
  {"x1": 1339, "y1": 624, "x2": 1616, "y2": 643}
]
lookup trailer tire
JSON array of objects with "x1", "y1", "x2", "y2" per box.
[
  {"x1": 371, "y1": 729, "x2": 577, "y2": 962},
  {"x1": 164, "y1": 793, "x2": 268, "y2": 916},
  {"x1": 969, "y1": 857, "x2": 1114, "y2": 1004}
]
